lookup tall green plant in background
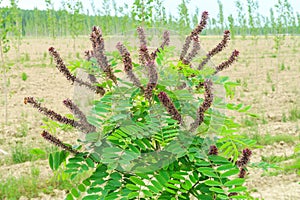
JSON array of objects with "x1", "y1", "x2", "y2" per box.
[
  {"x1": 0, "y1": 2, "x2": 12, "y2": 125},
  {"x1": 246, "y1": 0, "x2": 259, "y2": 41},
  {"x1": 132, "y1": 0, "x2": 154, "y2": 28},
  {"x1": 217, "y1": 0, "x2": 225, "y2": 33},
  {"x1": 227, "y1": 14, "x2": 235, "y2": 40},
  {"x1": 177, "y1": 0, "x2": 190, "y2": 35},
  {"x1": 235, "y1": 1, "x2": 247, "y2": 39},
  {"x1": 65, "y1": 0, "x2": 84, "y2": 50},
  {"x1": 25, "y1": 11, "x2": 256, "y2": 199},
  {"x1": 9, "y1": 0, "x2": 22, "y2": 60},
  {"x1": 45, "y1": 0, "x2": 57, "y2": 39}
]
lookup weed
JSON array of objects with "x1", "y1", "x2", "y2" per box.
[
  {"x1": 11, "y1": 143, "x2": 33, "y2": 164},
  {"x1": 271, "y1": 84, "x2": 275, "y2": 92},
  {"x1": 261, "y1": 154, "x2": 296, "y2": 164},
  {"x1": 283, "y1": 157, "x2": 300, "y2": 175},
  {"x1": 21, "y1": 72, "x2": 28, "y2": 81},
  {"x1": 280, "y1": 63, "x2": 285, "y2": 71},
  {"x1": 16, "y1": 121, "x2": 29, "y2": 137},
  {"x1": 25, "y1": 53, "x2": 30, "y2": 61},
  {"x1": 282, "y1": 113, "x2": 287, "y2": 122},
  {"x1": 43, "y1": 52, "x2": 47, "y2": 60},
  {"x1": 245, "y1": 133, "x2": 298, "y2": 146},
  {"x1": 288, "y1": 107, "x2": 300, "y2": 121},
  {"x1": 242, "y1": 116, "x2": 258, "y2": 127},
  {"x1": 76, "y1": 52, "x2": 80, "y2": 59},
  {"x1": 266, "y1": 71, "x2": 272, "y2": 83}
]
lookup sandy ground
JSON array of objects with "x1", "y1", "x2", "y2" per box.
[{"x1": 0, "y1": 34, "x2": 299, "y2": 199}]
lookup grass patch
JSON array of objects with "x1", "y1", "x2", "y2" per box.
[
  {"x1": 11, "y1": 143, "x2": 34, "y2": 164},
  {"x1": 243, "y1": 133, "x2": 298, "y2": 146},
  {"x1": 4, "y1": 143, "x2": 59, "y2": 165},
  {"x1": 0, "y1": 166, "x2": 40, "y2": 200},
  {"x1": 284, "y1": 156, "x2": 300, "y2": 175},
  {"x1": 261, "y1": 154, "x2": 296, "y2": 164},
  {"x1": 288, "y1": 107, "x2": 300, "y2": 121}
]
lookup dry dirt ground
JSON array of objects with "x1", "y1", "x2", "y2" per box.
[{"x1": 0, "y1": 34, "x2": 299, "y2": 199}]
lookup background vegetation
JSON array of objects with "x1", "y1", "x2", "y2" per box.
[{"x1": 0, "y1": 0, "x2": 300, "y2": 37}]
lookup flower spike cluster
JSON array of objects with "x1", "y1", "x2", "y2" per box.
[
  {"x1": 158, "y1": 91, "x2": 182, "y2": 124},
  {"x1": 180, "y1": 11, "x2": 208, "y2": 61},
  {"x1": 144, "y1": 61, "x2": 158, "y2": 100},
  {"x1": 48, "y1": 47, "x2": 105, "y2": 95},
  {"x1": 63, "y1": 99, "x2": 96, "y2": 133},
  {"x1": 190, "y1": 79, "x2": 213, "y2": 131},
  {"x1": 24, "y1": 97, "x2": 91, "y2": 133},
  {"x1": 208, "y1": 145, "x2": 218, "y2": 155},
  {"x1": 198, "y1": 30, "x2": 231, "y2": 69},
  {"x1": 151, "y1": 30, "x2": 170, "y2": 60},
  {"x1": 116, "y1": 42, "x2": 144, "y2": 90},
  {"x1": 90, "y1": 26, "x2": 117, "y2": 84},
  {"x1": 137, "y1": 26, "x2": 151, "y2": 65},
  {"x1": 215, "y1": 50, "x2": 239, "y2": 73},
  {"x1": 183, "y1": 35, "x2": 201, "y2": 65},
  {"x1": 41, "y1": 131, "x2": 78, "y2": 154}
]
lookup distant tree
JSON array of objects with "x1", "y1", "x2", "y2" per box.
[
  {"x1": 45, "y1": 0, "x2": 56, "y2": 39},
  {"x1": 217, "y1": 0, "x2": 224, "y2": 32},
  {"x1": 0, "y1": 4, "x2": 11, "y2": 124},
  {"x1": 9, "y1": 0, "x2": 22, "y2": 59},
  {"x1": 177, "y1": 0, "x2": 190, "y2": 34},
  {"x1": 235, "y1": 1, "x2": 247, "y2": 38},
  {"x1": 228, "y1": 14, "x2": 235, "y2": 39},
  {"x1": 132, "y1": 0, "x2": 154, "y2": 27},
  {"x1": 65, "y1": 0, "x2": 84, "y2": 50}
]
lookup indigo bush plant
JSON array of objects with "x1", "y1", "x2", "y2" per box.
[{"x1": 25, "y1": 11, "x2": 256, "y2": 199}]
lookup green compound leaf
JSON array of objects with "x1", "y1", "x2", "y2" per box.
[
  {"x1": 228, "y1": 186, "x2": 247, "y2": 193},
  {"x1": 82, "y1": 195, "x2": 100, "y2": 200},
  {"x1": 71, "y1": 188, "x2": 80, "y2": 198},
  {"x1": 78, "y1": 184, "x2": 86, "y2": 192},
  {"x1": 126, "y1": 184, "x2": 140, "y2": 191},
  {"x1": 209, "y1": 187, "x2": 225, "y2": 194},
  {"x1": 204, "y1": 180, "x2": 222, "y2": 186},
  {"x1": 65, "y1": 193, "x2": 74, "y2": 200},
  {"x1": 130, "y1": 176, "x2": 145, "y2": 186},
  {"x1": 128, "y1": 192, "x2": 139, "y2": 199},
  {"x1": 224, "y1": 178, "x2": 245, "y2": 187},
  {"x1": 220, "y1": 169, "x2": 240, "y2": 178}
]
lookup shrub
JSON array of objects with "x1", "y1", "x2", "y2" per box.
[{"x1": 25, "y1": 11, "x2": 255, "y2": 199}]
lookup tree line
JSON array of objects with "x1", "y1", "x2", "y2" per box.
[{"x1": 0, "y1": 0, "x2": 300, "y2": 39}]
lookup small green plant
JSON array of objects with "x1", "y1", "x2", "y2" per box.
[
  {"x1": 21, "y1": 72, "x2": 28, "y2": 81},
  {"x1": 25, "y1": 12, "x2": 256, "y2": 199},
  {"x1": 11, "y1": 143, "x2": 33, "y2": 164},
  {"x1": 266, "y1": 71, "x2": 272, "y2": 83},
  {"x1": 271, "y1": 84, "x2": 276, "y2": 92},
  {"x1": 16, "y1": 121, "x2": 29, "y2": 137},
  {"x1": 288, "y1": 107, "x2": 300, "y2": 121},
  {"x1": 280, "y1": 63, "x2": 285, "y2": 71},
  {"x1": 244, "y1": 132, "x2": 297, "y2": 146}
]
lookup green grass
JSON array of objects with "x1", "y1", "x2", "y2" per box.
[
  {"x1": 0, "y1": 166, "x2": 40, "y2": 200},
  {"x1": 11, "y1": 143, "x2": 34, "y2": 164},
  {"x1": 3, "y1": 143, "x2": 58, "y2": 165},
  {"x1": 261, "y1": 154, "x2": 296, "y2": 164},
  {"x1": 243, "y1": 133, "x2": 298, "y2": 146},
  {"x1": 288, "y1": 107, "x2": 300, "y2": 121},
  {"x1": 0, "y1": 165, "x2": 77, "y2": 200},
  {"x1": 21, "y1": 72, "x2": 28, "y2": 81},
  {"x1": 284, "y1": 156, "x2": 300, "y2": 175}
]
